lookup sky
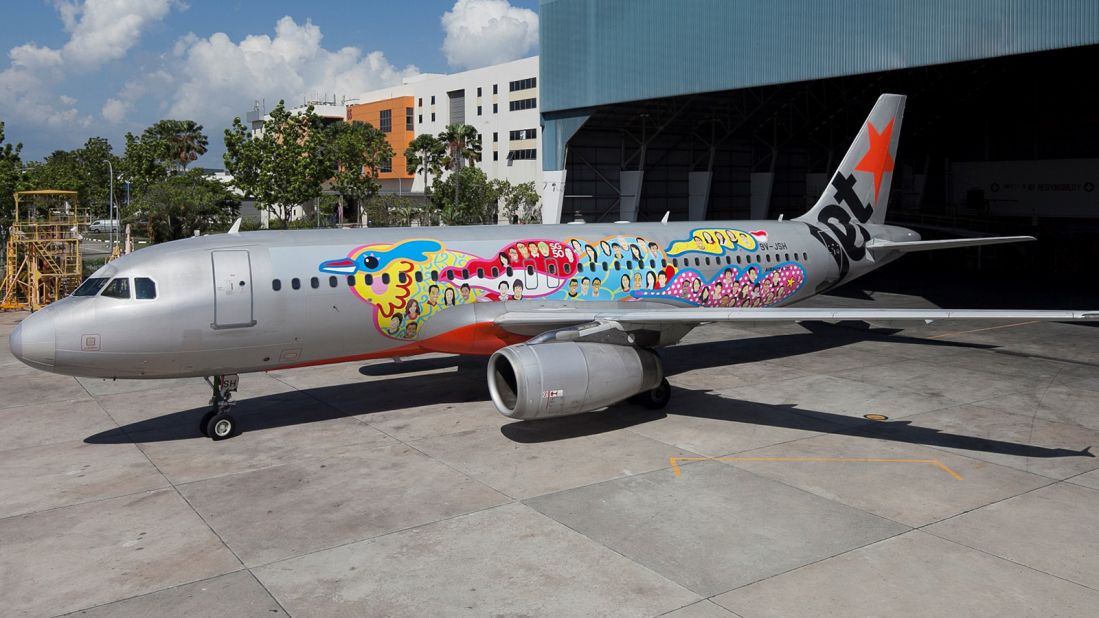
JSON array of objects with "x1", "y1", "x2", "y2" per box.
[{"x1": 0, "y1": 0, "x2": 540, "y2": 166}]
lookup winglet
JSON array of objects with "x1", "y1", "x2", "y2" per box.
[
  {"x1": 661, "y1": 211, "x2": 670, "y2": 224},
  {"x1": 228, "y1": 218, "x2": 242, "y2": 235}
]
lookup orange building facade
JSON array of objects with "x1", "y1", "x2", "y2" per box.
[{"x1": 346, "y1": 96, "x2": 415, "y2": 181}]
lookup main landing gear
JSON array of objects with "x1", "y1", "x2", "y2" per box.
[
  {"x1": 630, "y1": 377, "x2": 672, "y2": 409},
  {"x1": 200, "y1": 374, "x2": 239, "y2": 440}
]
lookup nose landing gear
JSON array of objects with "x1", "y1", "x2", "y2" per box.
[{"x1": 200, "y1": 374, "x2": 239, "y2": 440}]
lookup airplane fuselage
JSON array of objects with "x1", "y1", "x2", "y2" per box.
[{"x1": 11, "y1": 219, "x2": 918, "y2": 379}]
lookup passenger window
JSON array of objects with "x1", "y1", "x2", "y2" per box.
[
  {"x1": 649, "y1": 259, "x2": 656, "y2": 268},
  {"x1": 347, "y1": 275, "x2": 355, "y2": 286},
  {"x1": 310, "y1": 277, "x2": 320, "y2": 289},
  {"x1": 563, "y1": 264, "x2": 571, "y2": 275},
  {"x1": 382, "y1": 273, "x2": 390, "y2": 284},
  {"x1": 447, "y1": 271, "x2": 454, "y2": 281},
  {"x1": 578, "y1": 263, "x2": 584, "y2": 273},
  {"x1": 694, "y1": 258, "x2": 700, "y2": 267},
  {"x1": 492, "y1": 267, "x2": 499, "y2": 277},
  {"x1": 365, "y1": 274, "x2": 374, "y2": 284},
  {"x1": 398, "y1": 272, "x2": 407, "y2": 283},
  {"x1": 705, "y1": 257, "x2": 711, "y2": 266},
  {"x1": 462, "y1": 269, "x2": 469, "y2": 279},
  {"x1": 272, "y1": 279, "x2": 282, "y2": 291},
  {"x1": 431, "y1": 271, "x2": 439, "y2": 281},
  {"x1": 415, "y1": 271, "x2": 423, "y2": 282},
  {"x1": 101, "y1": 277, "x2": 130, "y2": 299},
  {"x1": 614, "y1": 261, "x2": 620, "y2": 270},
  {"x1": 548, "y1": 264, "x2": 556, "y2": 275},
  {"x1": 785, "y1": 253, "x2": 790, "y2": 261},
  {"x1": 527, "y1": 266, "x2": 534, "y2": 275},
  {"x1": 135, "y1": 277, "x2": 157, "y2": 299},
  {"x1": 291, "y1": 278, "x2": 301, "y2": 290},
  {"x1": 329, "y1": 276, "x2": 338, "y2": 288}
]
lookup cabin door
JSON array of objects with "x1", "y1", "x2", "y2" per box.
[{"x1": 211, "y1": 250, "x2": 256, "y2": 328}]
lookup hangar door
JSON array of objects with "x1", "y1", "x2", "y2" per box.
[{"x1": 211, "y1": 250, "x2": 255, "y2": 328}]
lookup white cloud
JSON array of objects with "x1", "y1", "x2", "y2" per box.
[
  {"x1": 101, "y1": 97, "x2": 130, "y2": 123},
  {"x1": 441, "y1": 0, "x2": 538, "y2": 70},
  {"x1": 0, "y1": 0, "x2": 179, "y2": 138},
  {"x1": 164, "y1": 17, "x2": 418, "y2": 130}
]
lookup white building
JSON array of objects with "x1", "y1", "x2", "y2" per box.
[{"x1": 349, "y1": 56, "x2": 542, "y2": 222}]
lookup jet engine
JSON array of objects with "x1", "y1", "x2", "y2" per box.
[{"x1": 487, "y1": 342, "x2": 663, "y2": 420}]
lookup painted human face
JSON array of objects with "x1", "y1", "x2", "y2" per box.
[
  {"x1": 527, "y1": 243, "x2": 539, "y2": 258},
  {"x1": 694, "y1": 236, "x2": 704, "y2": 250},
  {"x1": 593, "y1": 279, "x2": 602, "y2": 294},
  {"x1": 700, "y1": 288, "x2": 710, "y2": 303},
  {"x1": 428, "y1": 286, "x2": 439, "y2": 304},
  {"x1": 406, "y1": 322, "x2": 418, "y2": 337},
  {"x1": 568, "y1": 280, "x2": 578, "y2": 295},
  {"x1": 460, "y1": 285, "x2": 471, "y2": 301},
  {"x1": 538, "y1": 241, "x2": 550, "y2": 257},
  {"x1": 580, "y1": 279, "x2": 590, "y2": 295},
  {"x1": 585, "y1": 246, "x2": 597, "y2": 263},
  {"x1": 498, "y1": 281, "x2": 510, "y2": 296},
  {"x1": 407, "y1": 300, "x2": 420, "y2": 320},
  {"x1": 512, "y1": 282, "x2": 523, "y2": 300},
  {"x1": 633, "y1": 272, "x2": 642, "y2": 289},
  {"x1": 691, "y1": 278, "x2": 701, "y2": 293},
  {"x1": 631, "y1": 245, "x2": 642, "y2": 261},
  {"x1": 613, "y1": 245, "x2": 623, "y2": 259},
  {"x1": 646, "y1": 272, "x2": 656, "y2": 289},
  {"x1": 648, "y1": 242, "x2": 660, "y2": 255},
  {"x1": 564, "y1": 248, "x2": 574, "y2": 261},
  {"x1": 715, "y1": 232, "x2": 726, "y2": 245},
  {"x1": 499, "y1": 253, "x2": 509, "y2": 267},
  {"x1": 657, "y1": 272, "x2": 667, "y2": 287},
  {"x1": 600, "y1": 241, "x2": 611, "y2": 256},
  {"x1": 748, "y1": 267, "x2": 759, "y2": 282},
  {"x1": 703, "y1": 232, "x2": 714, "y2": 244},
  {"x1": 620, "y1": 274, "x2": 630, "y2": 291},
  {"x1": 444, "y1": 287, "x2": 456, "y2": 305},
  {"x1": 517, "y1": 244, "x2": 529, "y2": 259},
  {"x1": 509, "y1": 248, "x2": 520, "y2": 262}
]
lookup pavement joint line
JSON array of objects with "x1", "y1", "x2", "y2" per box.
[
  {"x1": 928, "y1": 320, "x2": 1040, "y2": 340},
  {"x1": 52, "y1": 568, "x2": 255, "y2": 618},
  {"x1": 670, "y1": 455, "x2": 964, "y2": 480}
]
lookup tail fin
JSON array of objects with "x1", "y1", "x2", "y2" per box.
[{"x1": 796, "y1": 94, "x2": 905, "y2": 226}]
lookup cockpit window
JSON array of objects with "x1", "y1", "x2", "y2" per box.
[
  {"x1": 135, "y1": 277, "x2": 157, "y2": 299},
  {"x1": 73, "y1": 277, "x2": 110, "y2": 297},
  {"x1": 101, "y1": 278, "x2": 131, "y2": 299}
]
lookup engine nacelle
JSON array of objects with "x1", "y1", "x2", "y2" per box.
[{"x1": 487, "y1": 342, "x2": 663, "y2": 420}]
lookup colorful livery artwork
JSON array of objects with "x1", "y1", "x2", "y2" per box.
[{"x1": 319, "y1": 229, "x2": 807, "y2": 340}]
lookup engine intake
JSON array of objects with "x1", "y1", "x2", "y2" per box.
[{"x1": 487, "y1": 342, "x2": 663, "y2": 420}]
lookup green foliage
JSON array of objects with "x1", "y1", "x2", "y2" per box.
[
  {"x1": 405, "y1": 134, "x2": 445, "y2": 195},
  {"x1": 121, "y1": 119, "x2": 209, "y2": 192},
  {"x1": 362, "y1": 194, "x2": 429, "y2": 227},
  {"x1": 429, "y1": 167, "x2": 506, "y2": 225},
  {"x1": 0, "y1": 121, "x2": 24, "y2": 230},
  {"x1": 22, "y1": 137, "x2": 119, "y2": 216},
  {"x1": 127, "y1": 170, "x2": 239, "y2": 242},
  {"x1": 223, "y1": 100, "x2": 330, "y2": 228},
  {"x1": 438, "y1": 123, "x2": 482, "y2": 170},
  {"x1": 325, "y1": 120, "x2": 393, "y2": 214},
  {"x1": 502, "y1": 181, "x2": 541, "y2": 224}
]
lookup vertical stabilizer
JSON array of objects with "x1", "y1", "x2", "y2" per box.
[{"x1": 796, "y1": 94, "x2": 905, "y2": 226}]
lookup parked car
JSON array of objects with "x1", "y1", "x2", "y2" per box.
[{"x1": 88, "y1": 219, "x2": 120, "y2": 234}]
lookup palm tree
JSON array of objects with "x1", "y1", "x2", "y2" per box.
[
  {"x1": 438, "y1": 124, "x2": 482, "y2": 212},
  {"x1": 152, "y1": 120, "x2": 208, "y2": 172},
  {"x1": 405, "y1": 134, "x2": 445, "y2": 195}
]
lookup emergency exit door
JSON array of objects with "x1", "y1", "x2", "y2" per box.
[{"x1": 211, "y1": 250, "x2": 255, "y2": 328}]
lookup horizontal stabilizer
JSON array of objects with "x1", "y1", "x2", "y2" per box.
[{"x1": 867, "y1": 236, "x2": 1035, "y2": 253}]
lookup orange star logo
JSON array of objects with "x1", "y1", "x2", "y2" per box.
[{"x1": 854, "y1": 118, "x2": 895, "y2": 203}]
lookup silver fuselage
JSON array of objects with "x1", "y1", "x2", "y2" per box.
[{"x1": 9, "y1": 220, "x2": 917, "y2": 379}]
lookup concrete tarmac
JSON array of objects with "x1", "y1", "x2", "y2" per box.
[{"x1": 2, "y1": 289, "x2": 1098, "y2": 617}]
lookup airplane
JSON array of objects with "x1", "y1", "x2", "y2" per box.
[{"x1": 9, "y1": 94, "x2": 1097, "y2": 440}]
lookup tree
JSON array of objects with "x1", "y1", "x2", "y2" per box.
[
  {"x1": 22, "y1": 137, "x2": 119, "y2": 216},
  {"x1": 502, "y1": 181, "x2": 541, "y2": 224},
  {"x1": 120, "y1": 119, "x2": 209, "y2": 192},
  {"x1": 438, "y1": 123, "x2": 482, "y2": 214},
  {"x1": 324, "y1": 120, "x2": 393, "y2": 222},
  {"x1": 404, "y1": 134, "x2": 445, "y2": 195},
  {"x1": 429, "y1": 166, "x2": 506, "y2": 225},
  {"x1": 127, "y1": 170, "x2": 239, "y2": 242},
  {"x1": 223, "y1": 101, "x2": 330, "y2": 228},
  {"x1": 1, "y1": 121, "x2": 24, "y2": 230}
]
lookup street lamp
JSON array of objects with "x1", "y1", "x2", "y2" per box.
[{"x1": 105, "y1": 159, "x2": 114, "y2": 249}]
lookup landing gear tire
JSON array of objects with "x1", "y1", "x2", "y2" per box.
[
  {"x1": 638, "y1": 378, "x2": 672, "y2": 410},
  {"x1": 206, "y1": 412, "x2": 235, "y2": 441},
  {"x1": 198, "y1": 410, "x2": 217, "y2": 437}
]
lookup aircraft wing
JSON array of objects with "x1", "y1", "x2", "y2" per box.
[
  {"x1": 495, "y1": 307, "x2": 1099, "y2": 334},
  {"x1": 866, "y1": 236, "x2": 1035, "y2": 252}
]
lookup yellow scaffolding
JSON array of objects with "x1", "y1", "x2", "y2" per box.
[{"x1": 1, "y1": 190, "x2": 87, "y2": 311}]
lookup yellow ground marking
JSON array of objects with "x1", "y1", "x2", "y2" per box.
[
  {"x1": 928, "y1": 320, "x2": 1038, "y2": 340},
  {"x1": 863, "y1": 414, "x2": 889, "y2": 421},
  {"x1": 669, "y1": 456, "x2": 963, "y2": 480}
]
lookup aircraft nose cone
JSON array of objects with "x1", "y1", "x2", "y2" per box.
[{"x1": 10, "y1": 313, "x2": 55, "y2": 369}]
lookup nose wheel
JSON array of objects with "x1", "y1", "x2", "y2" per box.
[{"x1": 200, "y1": 374, "x2": 239, "y2": 440}]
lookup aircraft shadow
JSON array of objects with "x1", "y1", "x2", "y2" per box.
[
  {"x1": 503, "y1": 387, "x2": 1092, "y2": 460},
  {"x1": 85, "y1": 324, "x2": 992, "y2": 445}
]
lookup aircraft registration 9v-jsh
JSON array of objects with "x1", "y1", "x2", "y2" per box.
[{"x1": 10, "y1": 95, "x2": 1097, "y2": 440}]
